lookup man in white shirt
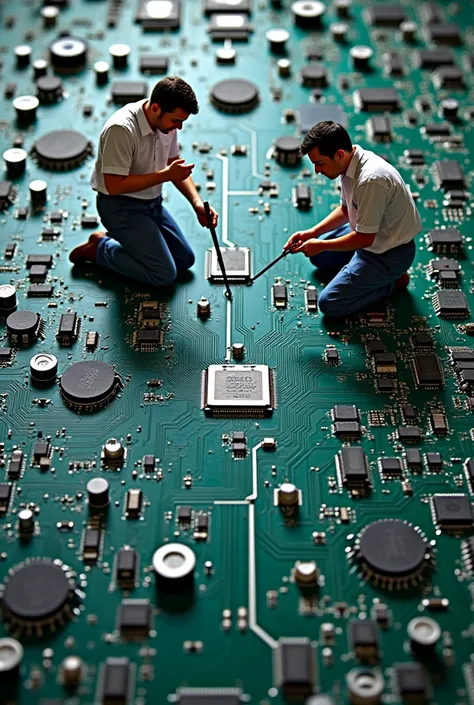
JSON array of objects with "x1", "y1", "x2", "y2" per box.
[
  {"x1": 285, "y1": 121, "x2": 421, "y2": 317},
  {"x1": 70, "y1": 76, "x2": 218, "y2": 286}
]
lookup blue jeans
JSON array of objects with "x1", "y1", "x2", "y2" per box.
[
  {"x1": 95, "y1": 193, "x2": 195, "y2": 286},
  {"x1": 310, "y1": 224, "x2": 416, "y2": 317}
]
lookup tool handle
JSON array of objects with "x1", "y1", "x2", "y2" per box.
[{"x1": 203, "y1": 201, "x2": 212, "y2": 226}]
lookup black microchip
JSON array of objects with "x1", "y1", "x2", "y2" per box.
[
  {"x1": 460, "y1": 370, "x2": 474, "y2": 389},
  {"x1": 142, "y1": 454, "x2": 155, "y2": 470},
  {"x1": 231, "y1": 431, "x2": 246, "y2": 442},
  {"x1": 338, "y1": 447, "x2": 370, "y2": 485},
  {"x1": 368, "y1": 116, "x2": 392, "y2": 141},
  {"x1": 374, "y1": 352, "x2": 397, "y2": 373},
  {"x1": 405, "y1": 149, "x2": 424, "y2": 165},
  {"x1": 273, "y1": 285, "x2": 287, "y2": 308},
  {"x1": 326, "y1": 349, "x2": 339, "y2": 363},
  {"x1": 26, "y1": 254, "x2": 53, "y2": 268},
  {"x1": 118, "y1": 600, "x2": 151, "y2": 634},
  {"x1": 384, "y1": 51, "x2": 403, "y2": 76},
  {"x1": 429, "y1": 22, "x2": 461, "y2": 44},
  {"x1": 178, "y1": 506, "x2": 192, "y2": 523},
  {"x1": 81, "y1": 215, "x2": 99, "y2": 228},
  {"x1": 434, "y1": 161, "x2": 465, "y2": 190},
  {"x1": 332, "y1": 405, "x2": 359, "y2": 421},
  {"x1": 464, "y1": 458, "x2": 474, "y2": 490},
  {"x1": 424, "y1": 122, "x2": 451, "y2": 136},
  {"x1": 451, "y1": 350, "x2": 474, "y2": 362},
  {"x1": 379, "y1": 457, "x2": 402, "y2": 475},
  {"x1": 27, "y1": 284, "x2": 54, "y2": 297},
  {"x1": 413, "y1": 354, "x2": 444, "y2": 388},
  {"x1": 41, "y1": 228, "x2": 60, "y2": 241},
  {"x1": 29, "y1": 264, "x2": 48, "y2": 282},
  {"x1": 139, "y1": 56, "x2": 169, "y2": 74},
  {"x1": 334, "y1": 421, "x2": 362, "y2": 438},
  {"x1": 398, "y1": 426, "x2": 422, "y2": 443},
  {"x1": 5, "y1": 242, "x2": 16, "y2": 258},
  {"x1": 427, "y1": 228, "x2": 462, "y2": 252},
  {"x1": 294, "y1": 183, "x2": 312, "y2": 210},
  {"x1": 84, "y1": 528, "x2": 100, "y2": 551},
  {"x1": 0, "y1": 348, "x2": 12, "y2": 361},
  {"x1": 197, "y1": 513, "x2": 209, "y2": 531},
  {"x1": 177, "y1": 690, "x2": 242, "y2": 705},
  {"x1": 0, "y1": 483, "x2": 12, "y2": 511},
  {"x1": 50, "y1": 211, "x2": 63, "y2": 223},
  {"x1": 355, "y1": 88, "x2": 400, "y2": 112},
  {"x1": 393, "y1": 663, "x2": 431, "y2": 699},
  {"x1": 111, "y1": 81, "x2": 148, "y2": 105},
  {"x1": 136, "y1": 329, "x2": 160, "y2": 342},
  {"x1": 33, "y1": 440, "x2": 50, "y2": 460},
  {"x1": 426, "y1": 452, "x2": 442, "y2": 470},
  {"x1": 101, "y1": 657, "x2": 131, "y2": 702},
  {"x1": 431, "y1": 409, "x2": 448, "y2": 435},
  {"x1": 58, "y1": 313, "x2": 77, "y2": 336},
  {"x1": 433, "y1": 66, "x2": 464, "y2": 88},
  {"x1": 232, "y1": 442, "x2": 247, "y2": 455},
  {"x1": 433, "y1": 494, "x2": 474, "y2": 527},
  {"x1": 418, "y1": 48, "x2": 455, "y2": 68},
  {"x1": 412, "y1": 332, "x2": 433, "y2": 348},
  {"x1": 348, "y1": 620, "x2": 379, "y2": 657},
  {"x1": 4, "y1": 83, "x2": 16, "y2": 98},
  {"x1": 367, "y1": 339, "x2": 386, "y2": 354},
  {"x1": 402, "y1": 404, "x2": 417, "y2": 421},
  {"x1": 116, "y1": 548, "x2": 138, "y2": 583},
  {"x1": 377, "y1": 378, "x2": 396, "y2": 392},
  {"x1": 433, "y1": 290, "x2": 470, "y2": 319},
  {"x1": 306, "y1": 287, "x2": 317, "y2": 311},
  {"x1": 367, "y1": 4, "x2": 405, "y2": 25},
  {"x1": 405, "y1": 448, "x2": 422, "y2": 469},
  {"x1": 439, "y1": 270, "x2": 458, "y2": 287},
  {"x1": 274, "y1": 639, "x2": 315, "y2": 696}
]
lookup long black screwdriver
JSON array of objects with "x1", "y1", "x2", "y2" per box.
[
  {"x1": 248, "y1": 245, "x2": 296, "y2": 284},
  {"x1": 203, "y1": 201, "x2": 232, "y2": 301}
]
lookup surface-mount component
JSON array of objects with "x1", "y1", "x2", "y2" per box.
[
  {"x1": 273, "y1": 638, "x2": 317, "y2": 697},
  {"x1": 59, "y1": 361, "x2": 122, "y2": 412},
  {"x1": 152, "y1": 543, "x2": 196, "y2": 591},
  {"x1": 31, "y1": 130, "x2": 92, "y2": 171},
  {"x1": 210, "y1": 80, "x2": 259, "y2": 114},
  {"x1": 206, "y1": 247, "x2": 251, "y2": 282},
  {"x1": 6, "y1": 310, "x2": 41, "y2": 346},
  {"x1": 202, "y1": 364, "x2": 274, "y2": 417}
]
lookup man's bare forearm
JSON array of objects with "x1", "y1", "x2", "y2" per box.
[
  {"x1": 310, "y1": 205, "x2": 349, "y2": 237},
  {"x1": 112, "y1": 169, "x2": 170, "y2": 195},
  {"x1": 320, "y1": 230, "x2": 376, "y2": 251},
  {"x1": 172, "y1": 176, "x2": 201, "y2": 207}
]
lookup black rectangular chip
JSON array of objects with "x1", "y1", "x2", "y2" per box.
[
  {"x1": 101, "y1": 657, "x2": 131, "y2": 702},
  {"x1": 332, "y1": 405, "x2": 359, "y2": 421},
  {"x1": 27, "y1": 285, "x2": 54, "y2": 297},
  {"x1": 26, "y1": 254, "x2": 53, "y2": 268},
  {"x1": 139, "y1": 56, "x2": 169, "y2": 74},
  {"x1": 418, "y1": 49, "x2": 455, "y2": 68},
  {"x1": 433, "y1": 290, "x2": 470, "y2": 319},
  {"x1": 398, "y1": 426, "x2": 422, "y2": 443},
  {"x1": 111, "y1": 81, "x2": 148, "y2": 104},
  {"x1": 434, "y1": 160, "x2": 465, "y2": 190},
  {"x1": 394, "y1": 663, "x2": 431, "y2": 699},
  {"x1": 427, "y1": 228, "x2": 462, "y2": 253},
  {"x1": 379, "y1": 457, "x2": 402, "y2": 475},
  {"x1": 337, "y1": 447, "x2": 370, "y2": 485},
  {"x1": 348, "y1": 620, "x2": 379, "y2": 659},
  {"x1": 334, "y1": 421, "x2": 362, "y2": 438},
  {"x1": 274, "y1": 638, "x2": 316, "y2": 697},
  {"x1": 354, "y1": 88, "x2": 400, "y2": 112},
  {"x1": 433, "y1": 494, "x2": 474, "y2": 528},
  {"x1": 367, "y1": 4, "x2": 406, "y2": 25},
  {"x1": 413, "y1": 354, "x2": 444, "y2": 388},
  {"x1": 464, "y1": 458, "x2": 474, "y2": 490},
  {"x1": 116, "y1": 548, "x2": 138, "y2": 584},
  {"x1": 405, "y1": 448, "x2": 422, "y2": 469},
  {"x1": 367, "y1": 116, "x2": 392, "y2": 141},
  {"x1": 176, "y1": 689, "x2": 242, "y2": 704}
]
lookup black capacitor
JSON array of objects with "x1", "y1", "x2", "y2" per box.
[
  {"x1": 3, "y1": 148, "x2": 27, "y2": 179},
  {"x1": 41, "y1": 5, "x2": 59, "y2": 29},
  {"x1": 0, "y1": 284, "x2": 18, "y2": 316},
  {"x1": 350, "y1": 45, "x2": 373, "y2": 70},
  {"x1": 33, "y1": 59, "x2": 48, "y2": 79},
  {"x1": 292, "y1": 0, "x2": 326, "y2": 28},
  {"x1": 301, "y1": 64, "x2": 328, "y2": 87},
  {"x1": 87, "y1": 477, "x2": 110, "y2": 509},
  {"x1": 94, "y1": 60, "x2": 109, "y2": 85},
  {"x1": 14, "y1": 45, "x2": 32, "y2": 69},
  {"x1": 49, "y1": 36, "x2": 88, "y2": 74},
  {"x1": 335, "y1": 0, "x2": 351, "y2": 17},
  {"x1": 29, "y1": 180, "x2": 48, "y2": 210},
  {"x1": 30, "y1": 353, "x2": 58, "y2": 383},
  {"x1": 109, "y1": 43, "x2": 131, "y2": 70},
  {"x1": 265, "y1": 28, "x2": 289, "y2": 53},
  {"x1": 407, "y1": 617, "x2": 441, "y2": 655},
  {"x1": 6, "y1": 310, "x2": 40, "y2": 345},
  {"x1": 274, "y1": 136, "x2": 301, "y2": 166},
  {"x1": 440, "y1": 98, "x2": 459, "y2": 120},
  {"x1": 12, "y1": 95, "x2": 39, "y2": 125},
  {"x1": 36, "y1": 76, "x2": 63, "y2": 104}
]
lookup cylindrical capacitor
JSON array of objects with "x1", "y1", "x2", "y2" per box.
[
  {"x1": 87, "y1": 477, "x2": 110, "y2": 508},
  {"x1": 36, "y1": 76, "x2": 63, "y2": 104},
  {"x1": 15, "y1": 45, "x2": 32, "y2": 69},
  {"x1": 407, "y1": 617, "x2": 441, "y2": 655},
  {"x1": 18, "y1": 508, "x2": 35, "y2": 534},
  {"x1": 3, "y1": 148, "x2": 27, "y2": 179},
  {"x1": 277, "y1": 482, "x2": 299, "y2": 506},
  {"x1": 13, "y1": 95, "x2": 39, "y2": 125},
  {"x1": 232, "y1": 342, "x2": 245, "y2": 359},
  {"x1": 292, "y1": 0, "x2": 326, "y2": 29},
  {"x1": 400, "y1": 20, "x2": 417, "y2": 42},
  {"x1": 61, "y1": 655, "x2": 83, "y2": 687},
  {"x1": 265, "y1": 28, "x2": 289, "y2": 54},
  {"x1": 0, "y1": 284, "x2": 18, "y2": 316},
  {"x1": 103, "y1": 438, "x2": 124, "y2": 460},
  {"x1": 29, "y1": 179, "x2": 48, "y2": 208},
  {"x1": 153, "y1": 542, "x2": 196, "y2": 592},
  {"x1": 294, "y1": 560, "x2": 318, "y2": 586},
  {"x1": 30, "y1": 353, "x2": 58, "y2": 383},
  {"x1": 0, "y1": 638, "x2": 24, "y2": 678},
  {"x1": 335, "y1": 0, "x2": 351, "y2": 17},
  {"x1": 330, "y1": 22, "x2": 348, "y2": 42},
  {"x1": 277, "y1": 58, "x2": 291, "y2": 77},
  {"x1": 440, "y1": 98, "x2": 459, "y2": 120},
  {"x1": 41, "y1": 5, "x2": 59, "y2": 29},
  {"x1": 33, "y1": 59, "x2": 48, "y2": 79},
  {"x1": 274, "y1": 136, "x2": 301, "y2": 166},
  {"x1": 350, "y1": 45, "x2": 373, "y2": 70},
  {"x1": 109, "y1": 43, "x2": 131, "y2": 70},
  {"x1": 94, "y1": 60, "x2": 109, "y2": 85},
  {"x1": 197, "y1": 297, "x2": 211, "y2": 318}
]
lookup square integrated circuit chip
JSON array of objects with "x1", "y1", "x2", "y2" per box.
[
  {"x1": 202, "y1": 364, "x2": 274, "y2": 417},
  {"x1": 206, "y1": 247, "x2": 251, "y2": 283},
  {"x1": 432, "y1": 494, "x2": 474, "y2": 529}
]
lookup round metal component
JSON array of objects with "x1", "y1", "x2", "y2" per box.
[
  {"x1": 210, "y1": 79, "x2": 259, "y2": 114},
  {"x1": 197, "y1": 297, "x2": 210, "y2": 317},
  {"x1": 49, "y1": 36, "x2": 88, "y2": 74},
  {"x1": 277, "y1": 482, "x2": 299, "y2": 506},
  {"x1": 0, "y1": 559, "x2": 78, "y2": 632},
  {"x1": 15, "y1": 44, "x2": 32, "y2": 69},
  {"x1": 330, "y1": 22, "x2": 348, "y2": 41},
  {"x1": 277, "y1": 58, "x2": 291, "y2": 77},
  {"x1": 400, "y1": 20, "x2": 417, "y2": 42},
  {"x1": 265, "y1": 28, "x2": 289, "y2": 53},
  {"x1": 103, "y1": 438, "x2": 124, "y2": 460},
  {"x1": 301, "y1": 64, "x2": 328, "y2": 87},
  {"x1": 153, "y1": 542, "x2": 196, "y2": 591},
  {"x1": 18, "y1": 508, "x2": 35, "y2": 534},
  {"x1": 294, "y1": 560, "x2": 318, "y2": 586},
  {"x1": 350, "y1": 45, "x2": 373, "y2": 69},
  {"x1": 6, "y1": 310, "x2": 40, "y2": 344},
  {"x1": 61, "y1": 655, "x2": 83, "y2": 686},
  {"x1": 0, "y1": 284, "x2": 18, "y2": 314},
  {"x1": 0, "y1": 638, "x2": 24, "y2": 676},
  {"x1": 32, "y1": 130, "x2": 92, "y2": 171},
  {"x1": 36, "y1": 75, "x2": 63, "y2": 104},
  {"x1": 346, "y1": 668, "x2": 384, "y2": 704},
  {"x1": 94, "y1": 60, "x2": 110, "y2": 84},
  {"x1": 12, "y1": 95, "x2": 39, "y2": 124},
  {"x1": 274, "y1": 136, "x2": 301, "y2": 166},
  {"x1": 29, "y1": 179, "x2": 48, "y2": 205},
  {"x1": 407, "y1": 616, "x2": 441, "y2": 652},
  {"x1": 440, "y1": 98, "x2": 459, "y2": 120},
  {"x1": 41, "y1": 5, "x2": 59, "y2": 28},
  {"x1": 215, "y1": 47, "x2": 236, "y2": 65},
  {"x1": 292, "y1": 1, "x2": 326, "y2": 28},
  {"x1": 109, "y1": 43, "x2": 131, "y2": 69},
  {"x1": 231, "y1": 342, "x2": 245, "y2": 359},
  {"x1": 30, "y1": 353, "x2": 58, "y2": 383},
  {"x1": 59, "y1": 361, "x2": 121, "y2": 412},
  {"x1": 33, "y1": 58, "x2": 48, "y2": 79},
  {"x1": 87, "y1": 477, "x2": 110, "y2": 508}
]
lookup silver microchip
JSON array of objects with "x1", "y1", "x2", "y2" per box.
[
  {"x1": 206, "y1": 247, "x2": 251, "y2": 282},
  {"x1": 202, "y1": 365, "x2": 274, "y2": 416}
]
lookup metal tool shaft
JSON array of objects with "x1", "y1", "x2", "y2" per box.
[
  {"x1": 249, "y1": 247, "x2": 293, "y2": 283},
  {"x1": 203, "y1": 201, "x2": 232, "y2": 301}
]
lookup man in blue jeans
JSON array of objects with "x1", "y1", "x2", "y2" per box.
[
  {"x1": 70, "y1": 76, "x2": 218, "y2": 286},
  {"x1": 285, "y1": 121, "x2": 421, "y2": 317}
]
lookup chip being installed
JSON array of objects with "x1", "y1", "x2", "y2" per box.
[
  {"x1": 202, "y1": 364, "x2": 274, "y2": 417},
  {"x1": 206, "y1": 247, "x2": 251, "y2": 283}
]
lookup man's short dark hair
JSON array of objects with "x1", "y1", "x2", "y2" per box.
[
  {"x1": 300, "y1": 121, "x2": 352, "y2": 157},
  {"x1": 150, "y1": 76, "x2": 199, "y2": 115}
]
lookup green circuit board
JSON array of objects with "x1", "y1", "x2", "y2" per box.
[{"x1": 1, "y1": 1, "x2": 474, "y2": 704}]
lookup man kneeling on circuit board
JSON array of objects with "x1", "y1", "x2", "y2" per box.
[
  {"x1": 285, "y1": 121, "x2": 421, "y2": 317},
  {"x1": 70, "y1": 76, "x2": 218, "y2": 286}
]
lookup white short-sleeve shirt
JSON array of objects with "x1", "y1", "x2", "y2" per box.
[
  {"x1": 90, "y1": 99, "x2": 179, "y2": 200},
  {"x1": 340, "y1": 145, "x2": 421, "y2": 254}
]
